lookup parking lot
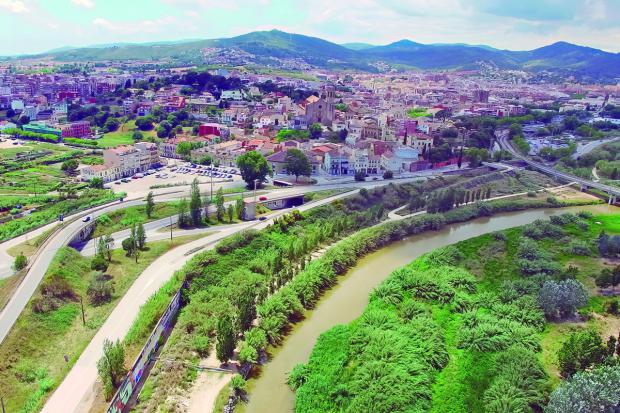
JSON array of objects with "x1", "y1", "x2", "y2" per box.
[{"x1": 104, "y1": 162, "x2": 245, "y2": 198}]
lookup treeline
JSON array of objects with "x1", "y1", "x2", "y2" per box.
[{"x1": 3, "y1": 128, "x2": 59, "y2": 143}]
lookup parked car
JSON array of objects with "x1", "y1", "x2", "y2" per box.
[{"x1": 259, "y1": 196, "x2": 268, "y2": 201}]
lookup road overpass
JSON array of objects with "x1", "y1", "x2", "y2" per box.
[{"x1": 497, "y1": 131, "x2": 620, "y2": 204}]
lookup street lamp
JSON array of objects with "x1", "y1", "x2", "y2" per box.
[{"x1": 253, "y1": 179, "x2": 259, "y2": 203}]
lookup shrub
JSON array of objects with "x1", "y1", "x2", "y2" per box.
[
  {"x1": 87, "y1": 272, "x2": 114, "y2": 306},
  {"x1": 13, "y1": 252, "x2": 28, "y2": 271},
  {"x1": 91, "y1": 255, "x2": 109, "y2": 271},
  {"x1": 538, "y1": 279, "x2": 588, "y2": 320},
  {"x1": 546, "y1": 365, "x2": 620, "y2": 413},
  {"x1": 557, "y1": 330, "x2": 606, "y2": 378}
]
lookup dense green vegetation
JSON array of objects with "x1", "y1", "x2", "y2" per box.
[
  {"x1": 293, "y1": 211, "x2": 620, "y2": 413},
  {"x1": 0, "y1": 189, "x2": 122, "y2": 242}
]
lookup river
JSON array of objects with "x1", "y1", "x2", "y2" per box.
[{"x1": 239, "y1": 204, "x2": 617, "y2": 413}]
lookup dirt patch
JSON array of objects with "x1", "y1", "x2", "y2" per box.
[
  {"x1": 187, "y1": 371, "x2": 233, "y2": 413},
  {"x1": 592, "y1": 313, "x2": 620, "y2": 340},
  {"x1": 547, "y1": 186, "x2": 599, "y2": 202}
]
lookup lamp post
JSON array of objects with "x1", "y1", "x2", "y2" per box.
[{"x1": 253, "y1": 179, "x2": 259, "y2": 204}]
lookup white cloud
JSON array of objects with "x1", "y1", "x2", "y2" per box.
[
  {"x1": 92, "y1": 16, "x2": 178, "y2": 34},
  {"x1": 71, "y1": 0, "x2": 95, "y2": 8},
  {"x1": 0, "y1": 0, "x2": 29, "y2": 13}
]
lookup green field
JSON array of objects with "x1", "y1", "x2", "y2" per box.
[
  {"x1": 93, "y1": 201, "x2": 180, "y2": 238},
  {"x1": 407, "y1": 107, "x2": 430, "y2": 118},
  {"x1": 96, "y1": 120, "x2": 158, "y2": 148}
]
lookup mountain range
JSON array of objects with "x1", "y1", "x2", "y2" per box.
[{"x1": 9, "y1": 30, "x2": 620, "y2": 81}]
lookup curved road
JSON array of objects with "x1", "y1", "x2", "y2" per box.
[
  {"x1": 0, "y1": 174, "x2": 439, "y2": 347},
  {"x1": 497, "y1": 131, "x2": 620, "y2": 198},
  {"x1": 40, "y1": 181, "x2": 405, "y2": 413}
]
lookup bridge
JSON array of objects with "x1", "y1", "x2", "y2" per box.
[{"x1": 496, "y1": 132, "x2": 620, "y2": 204}]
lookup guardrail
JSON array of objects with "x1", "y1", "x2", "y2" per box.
[{"x1": 106, "y1": 285, "x2": 185, "y2": 413}]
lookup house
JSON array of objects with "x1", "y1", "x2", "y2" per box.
[
  {"x1": 381, "y1": 147, "x2": 420, "y2": 173},
  {"x1": 267, "y1": 149, "x2": 319, "y2": 176},
  {"x1": 61, "y1": 121, "x2": 91, "y2": 138}
]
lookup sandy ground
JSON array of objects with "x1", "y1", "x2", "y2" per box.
[
  {"x1": 188, "y1": 372, "x2": 232, "y2": 413},
  {"x1": 187, "y1": 348, "x2": 237, "y2": 413},
  {"x1": 547, "y1": 185, "x2": 600, "y2": 202}
]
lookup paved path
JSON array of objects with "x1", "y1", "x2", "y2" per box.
[{"x1": 41, "y1": 187, "x2": 363, "y2": 413}]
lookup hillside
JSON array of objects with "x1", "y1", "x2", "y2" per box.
[{"x1": 13, "y1": 30, "x2": 620, "y2": 80}]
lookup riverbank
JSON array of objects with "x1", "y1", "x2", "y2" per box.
[
  {"x1": 236, "y1": 203, "x2": 615, "y2": 413},
  {"x1": 290, "y1": 207, "x2": 620, "y2": 413}
]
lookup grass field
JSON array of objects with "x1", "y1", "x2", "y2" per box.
[
  {"x1": 96, "y1": 121, "x2": 158, "y2": 148},
  {"x1": 0, "y1": 234, "x2": 206, "y2": 413},
  {"x1": 0, "y1": 165, "x2": 67, "y2": 194},
  {"x1": 407, "y1": 107, "x2": 430, "y2": 118},
  {"x1": 92, "y1": 201, "x2": 180, "y2": 238}
]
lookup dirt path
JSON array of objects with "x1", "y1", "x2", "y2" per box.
[{"x1": 188, "y1": 371, "x2": 232, "y2": 413}]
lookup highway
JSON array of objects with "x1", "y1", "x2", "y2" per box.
[
  {"x1": 497, "y1": 131, "x2": 620, "y2": 200},
  {"x1": 0, "y1": 174, "x2": 439, "y2": 347}
]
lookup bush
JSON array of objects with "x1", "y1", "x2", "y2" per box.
[
  {"x1": 13, "y1": 252, "x2": 28, "y2": 271},
  {"x1": 91, "y1": 255, "x2": 109, "y2": 271},
  {"x1": 546, "y1": 365, "x2": 620, "y2": 413},
  {"x1": 87, "y1": 272, "x2": 114, "y2": 306}
]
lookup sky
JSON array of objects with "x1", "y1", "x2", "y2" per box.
[{"x1": 1, "y1": 0, "x2": 619, "y2": 55}]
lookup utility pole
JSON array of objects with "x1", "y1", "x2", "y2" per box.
[
  {"x1": 79, "y1": 297, "x2": 86, "y2": 326},
  {"x1": 253, "y1": 179, "x2": 258, "y2": 203},
  {"x1": 210, "y1": 169, "x2": 214, "y2": 202},
  {"x1": 169, "y1": 215, "x2": 173, "y2": 241}
]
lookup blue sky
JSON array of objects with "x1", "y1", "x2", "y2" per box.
[{"x1": 1, "y1": 0, "x2": 619, "y2": 55}]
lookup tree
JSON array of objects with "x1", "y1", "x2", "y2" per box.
[
  {"x1": 61, "y1": 159, "x2": 79, "y2": 175},
  {"x1": 91, "y1": 252, "x2": 109, "y2": 271},
  {"x1": 558, "y1": 329, "x2": 606, "y2": 378},
  {"x1": 383, "y1": 170, "x2": 393, "y2": 179},
  {"x1": 236, "y1": 151, "x2": 272, "y2": 188},
  {"x1": 230, "y1": 374, "x2": 247, "y2": 396},
  {"x1": 121, "y1": 237, "x2": 135, "y2": 257},
  {"x1": 465, "y1": 148, "x2": 489, "y2": 168},
  {"x1": 145, "y1": 191, "x2": 155, "y2": 218},
  {"x1": 13, "y1": 253, "x2": 27, "y2": 271},
  {"x1": 546, "y1": 365, "x2": 620, "y2": 413},
  {"x1": 103, "y1": 117, "x2": 120, "y2": 133},
  {"x1": 215, "y1": 187, "x2": 225, "y2": 221},
  {"x1": 132, "y1": 131, "x2": 144, "y2": 141},
  {"x1": 354, "y1": 170, "x2": 366, "y2": 182},
  {"x1": 227, "y1": 204, "x2": 234, "y2": 223},
  {"x1": 134, "y1": 116, "x2": 154, "y2": 131},
  {"x1": 539, "y1": 279, "x2": 588, "y2": 319},
  {"x1": 216, "y1": 315, "x2": 236, "y2": 364},
  {"x1": 236, "y1": 197, "x2": 245, "y2": 220},
  {"x1": 595, "y1": 269, "x2": 613, "y2": 290},
  {"x1": 135, "y1": 223, "x2": 146, "y2": 250},
  {"x1": 189, "y1": 178, "x2": 202, "y2": 227},
  {"x1": 87, "y1": 272, "x2": 114, "y2": 306},
  {"x1": 103, "y1": 234, "x2": 114, "y2": 261},
  {"x1": 309, "y1": 123, "x2": 323, "y2": 139},
  {"x1": 97, "y1": 339, "x2": 126, "y2": 399},
  {"x1": 284, "y1": 149, "x2": 312, "y2": 181},
  {"x1": 177, "y1": 197, "x2": 190, "y2": 228},
  {"x1": 176, "y1": 141, "x2": 193, "y2": 159},
  {"x1": 89, "y1": 177, "x2": 104, "y2": 189}
]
